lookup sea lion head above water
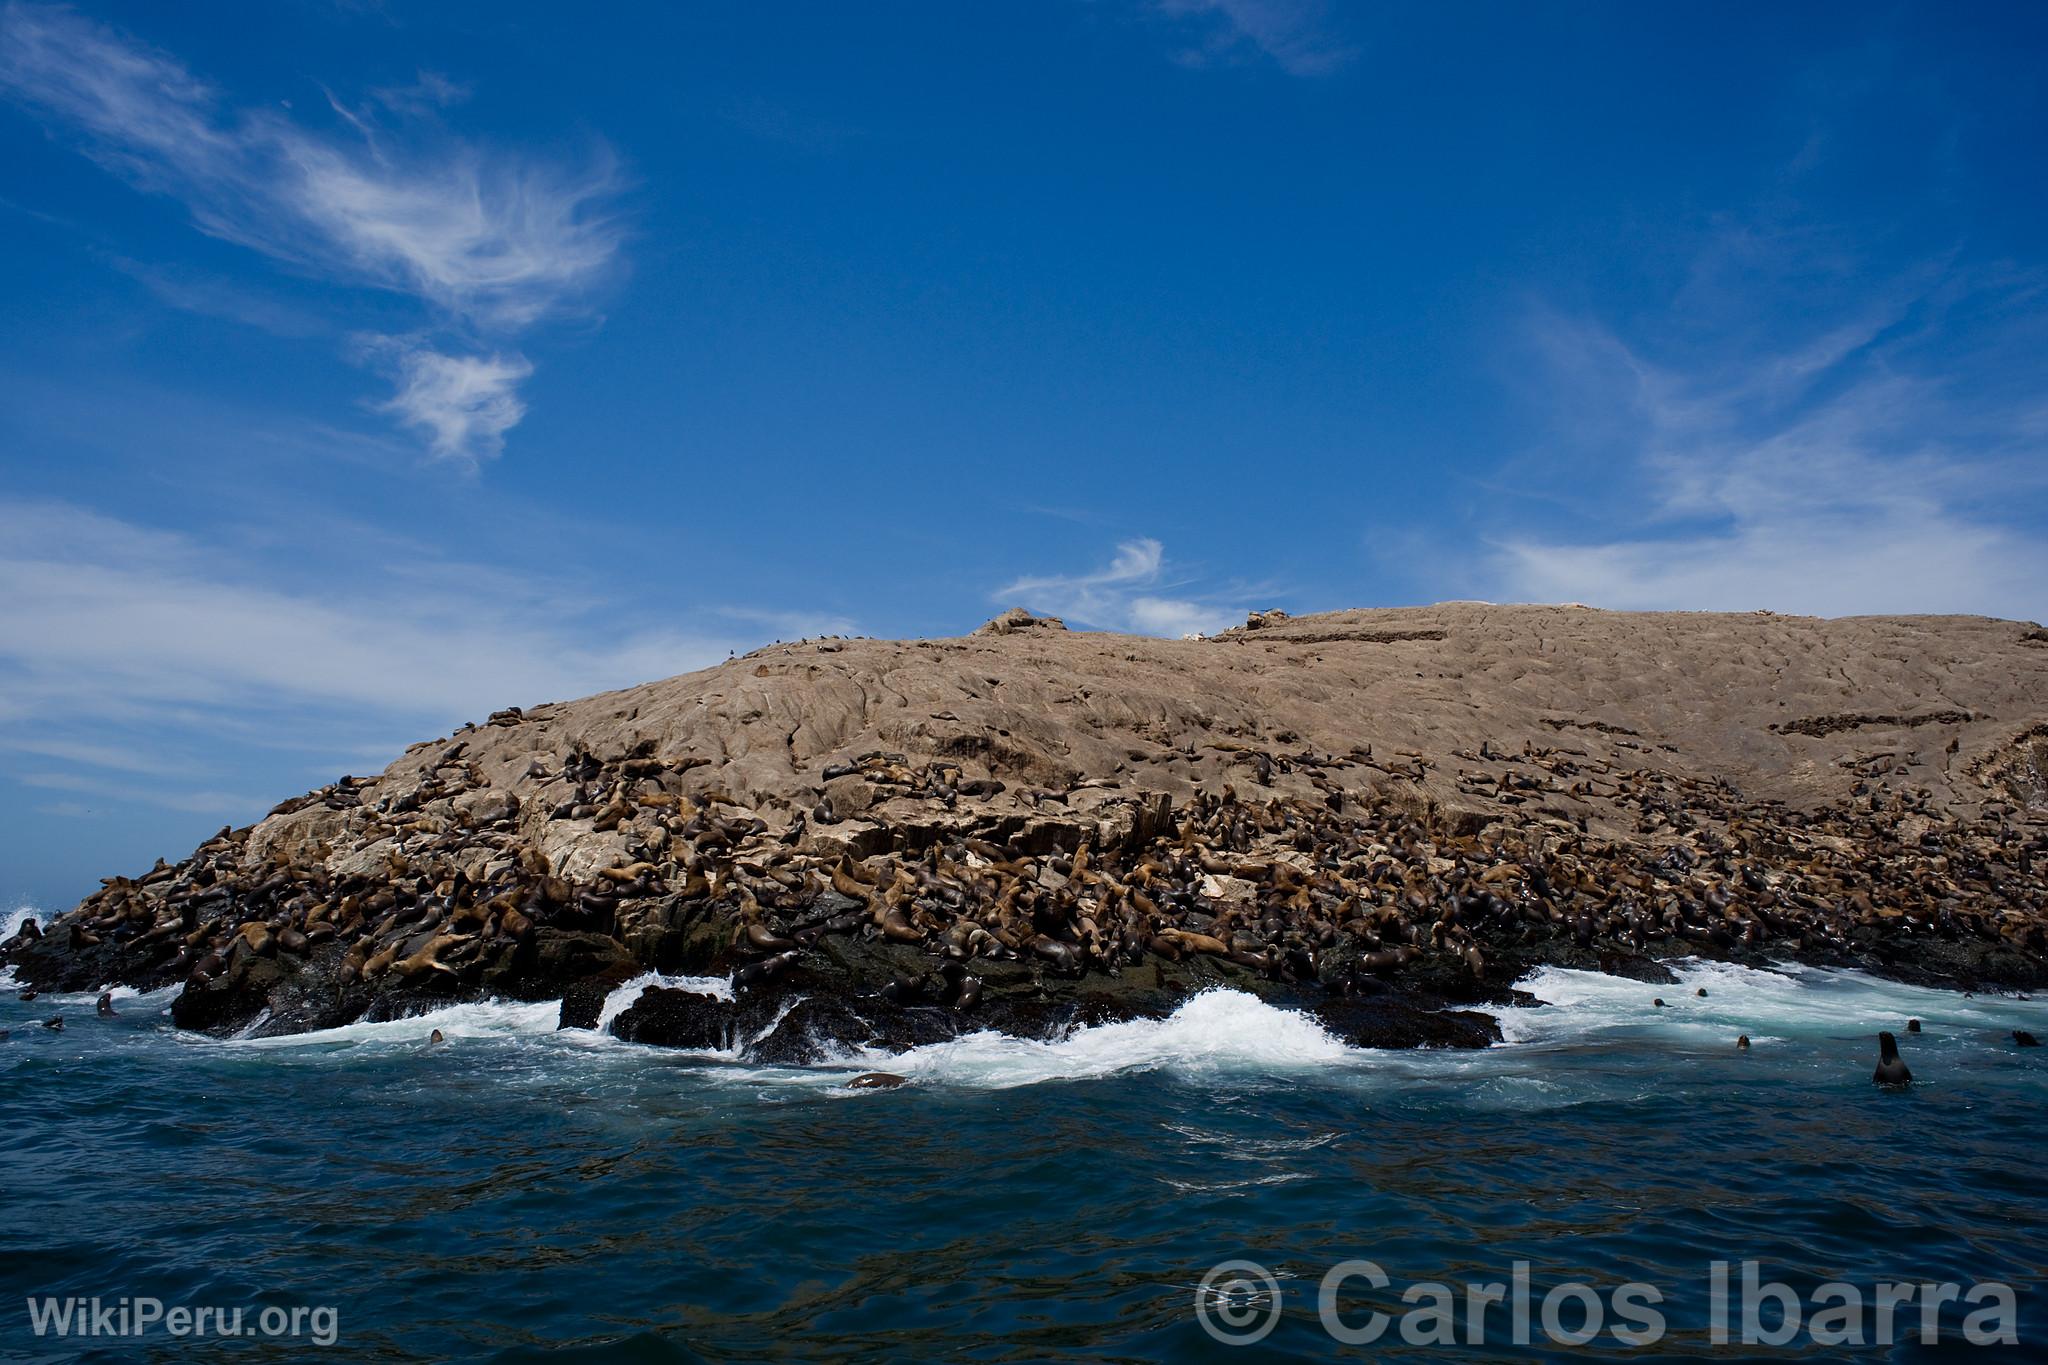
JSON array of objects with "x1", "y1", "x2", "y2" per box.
[{"x1": 1873, "y1": 1031, "x2": 1912, "y2": 1086}]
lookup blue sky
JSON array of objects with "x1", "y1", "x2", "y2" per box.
[{"x1": 2, "y1": 0, "x2": 2045, "y2": 907}]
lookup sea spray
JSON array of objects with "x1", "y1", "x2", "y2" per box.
[
  {"x1": 1496, "y1": 958, "x2": 2048, "y2": 1047},
  {"x1": 844, "y1": 987, "x2": 1360, "y2": 1090}
]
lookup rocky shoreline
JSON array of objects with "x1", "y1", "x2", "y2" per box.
[{"x1": 9, "y1": 605, "x2": 2048, "y2": 1053}]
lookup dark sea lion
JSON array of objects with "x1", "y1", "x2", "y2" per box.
[
  {"x1": 429, "y1": 1028, "x2": 446, "y2": 1045},
  {"x1": 1653, "y1": 998, "x2": 1666, "y2": 1008},
  {"x1": 1906, "y1": 1018, "x2": 1921, "y2": 1033},
  {"x1": 42, "y1": 1016, "x2": 63, "y2": 1031},
  {"x1": 96, "y1": 992, "x2": 116, "y2": 1017},
  {"x1": 1736, "y1": 1035, "x2": 1750, "y2": 1050},
  {"x1": 1695, "y1": 988, "x2": 1708, "y2": 997},
  {"x1": 1873, "y1": 1031, "x2": 1912, "y2": 1086},
  {"x1": 745, "y1": 922, "x2": 796, "y2": 954},
  {"x1": 18, "y1": 988, "x2": 38, "y2": 1002},
  {"x1": 2016, "y1": 1031, "x2": 2040, "y2": 1048},
  {"x1": 734, "y1": 949, "x2": 800, "y2": 988},
  {"x1": 847, "y1": 1072, "x2": 907, "y2": 1090}
]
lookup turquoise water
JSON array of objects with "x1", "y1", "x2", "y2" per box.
[{"x1": 4, "y1": 942, "x2": 2045, "y2": 1361}]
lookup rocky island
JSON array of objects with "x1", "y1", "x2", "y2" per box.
[{"x1": 10, "y1": 604, "x2": 2048, "y2": 1053}]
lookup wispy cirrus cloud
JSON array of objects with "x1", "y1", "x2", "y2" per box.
[
  {"x1": 373, "y1": 343, "x2": 534, "y2": 463},
  {"x1": 0, "y1": 499, "x2": 743, "y2": 734},
  {"x1": 1156, "y1": 0, "x2": 1355, "y2": 76},
  {"x1": 0, "y1": 2, "x2": 624, "y2": 464},
  {"x1": 1481, "y1": 268, "x2": 2048, "y2": 620},
  {"x1": 0, "y1": 497, "x2": 780, "y2": 822},
  {"x1": 995, "y1": 538, "x2": 1253, "y2": 636}
]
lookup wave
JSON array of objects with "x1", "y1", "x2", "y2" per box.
[
  {"x1": 215, "y1": 997, "x2": 566, "y2": 1050},
  {"x1": 590, "y1": 971, "x2": 735, "y2": 1034},
  {"x1": 1496, "y1": 958, "x2": 2048, "y2": 1048},
  {"x1": 29, "y1": 982, "x2": 183, "y2": 1012},
  {"x1": 37, "y1": 952, "x2": 2033, "y2": 1091},
  {"x1": 0, "y1": 903, "x2": 39, "y2": 986},
  {"x1": 1, "y1": 904, "x2": 40, "y2": 942},
  {"x1": 838, "y1": 988, "x2": 1361, "y2": 1090}
]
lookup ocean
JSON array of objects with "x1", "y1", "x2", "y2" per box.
[{"x1": 4, "y1": 903, "x2": 2044, "y2": 1361}]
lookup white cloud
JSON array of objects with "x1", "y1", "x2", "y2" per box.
[
  {"x1": 0, "y1": 2, "x2": 623, "y2": 457},
  {"x1": 1485, "y1": 303, "x2": 2048, "y2": 620},
  {"x1": 1157, "y1": 0, "x2": 1354, "y2": 76},
  {"x1": 0, "y1": 499, "x2": 752, "y2": 740},
  {"x1": 378, "y1": 345, "x2": 533, "y2": 464},
  {"x1": 20, "y1": 770, "x2": 253, "y2": 816},
  {"x1": 995, "y1": 538, "x2": 1249, "y2": 635}
]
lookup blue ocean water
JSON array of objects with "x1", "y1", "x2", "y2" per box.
[{"x1": 3, "y1": 919, "x2": 2045, "y2": 1361}]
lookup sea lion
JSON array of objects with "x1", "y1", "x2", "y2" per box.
[
  {"x1": 745, "y1": 922, "x2": 796, "y2": 954},
  {"x1": 1653, "y1": 998, "x2": 1666, "y2": 1008},
  {"x1": 734, "y1": 949, "x2": 800, "y2": 988},
  {"x1": 1873, "y1": 1031, "x2": 1912, "y2": 1086},
  {"x1": 846, "y1": 1072, "x2": 907, "y2": 1090},
  {"x1": 96, "y1": 992, "x2": 116, "y2": 1017},
  {"x1": 2016, "y1": 1031, "x2": 2040, "y2": 1048},
  {"x1": 42, "y1": 1016, "x2": 62, "y2": 1031},
  {"x1": 1906, "y1": 1018, "x2": 1921, "y2": 1033},
  {"x1": 18, "y1": 988, "x2": 38, "y2": 1002},
  {"x1": 1695, "y1": 987, "x2": 1708, "y2": 997},
  {"x1": 879, "y1": 904, "x2": 924, "y2": 945},
  {"x1": 1027, "y1": 934, "x2": 1083, "y2": 974},
  {"x1": 1736, "y1": 1035, "x2": 1750, "y2": 1050},
  {"x1": 952, "y1": 973, "x2": 982, "y2": 1011},
  {"x1": 429, "y1": 1028, "x2": 446, "y2": 1045}
]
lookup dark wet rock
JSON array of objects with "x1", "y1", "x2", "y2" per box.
[
  {"x1": 558, "y1": 961, "x2": 643, "y2": 1030},
  {"x1": 1310, "y1": 996, "x2": 1502, "y2": 1050},
  {"x1": 609, "y1": 987, "x2": 733, "y2": 1050},
  {"x1": 171, "y1": 955, "x2": 291, "y2": 1033}
]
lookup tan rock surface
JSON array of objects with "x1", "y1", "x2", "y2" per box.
[{"x1": 255, "y1": 605, "x2": 2046, "y2": 870}]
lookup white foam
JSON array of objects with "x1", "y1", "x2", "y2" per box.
[
  {"x1": 215, "y1": 997, "x2": 565, "y2": 1050},
  {"x1": 0, "y1": 903, "x2": 40, "y2": 986},
  {"x1": 1497, "y1": 958, "x2": 2048, "y2": 1047},
  {"x1": 589, "y1": 971, "x2": 734, "y2": 1034},
  {"x1": 841, "y1": 988, "x2": 1361, "y2": 1090},
  {"x1": 1, "y1": 904, "x2": 40, "y2": 942},
  {"x1": 28, "y1": 982, "x2": 182, "y2": 1012}
]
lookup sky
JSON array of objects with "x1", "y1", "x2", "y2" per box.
[{"x1": 2, "y1": 1, "x2": 2045, "y2": 907}]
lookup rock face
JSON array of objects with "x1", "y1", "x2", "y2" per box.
[{"x1": 8, "y1": 604, "x2": 2048, "y2": 1050}]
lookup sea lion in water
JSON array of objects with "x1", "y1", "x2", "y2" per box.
[
  {"x1": 42, "y1": 1016, "x2": 62, "y2": 1032},
  {"x1": 96, "y1": 992, "x2": 116, "y2": 1017},
  {"x1": 1736, "y1": 1035, "x2": 1750, "y2": 1050},
  {"x1": 1873, "y1": 1031, "x2": 1912, "y2": 1086},
  {"x1": 429, "y1": 1028, "x2": 446, "y2": 1045},
  {"x1": 847, "y1": 1072, "x2": 907, "y2": 1090},
  {"x1": 1695, "y1": 988, "x2": 1708, "y2": 997},
  {"x1": 1906, "y1": 1018, "x2": 1921, "y2": 1033},
  {"x1": 2016, "y1": 1031, "x2": 2040, "y2": 1048}
]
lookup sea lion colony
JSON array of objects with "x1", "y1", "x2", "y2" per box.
[{"x1": 8, "y1": 604, "x2": 2047, "y2": 1052}]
